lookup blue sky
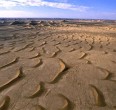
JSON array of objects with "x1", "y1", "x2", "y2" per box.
[{"x1": 0, "y1": 0, "x2": 116, "y2": 19}]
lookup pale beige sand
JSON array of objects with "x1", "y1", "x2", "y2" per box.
[{"x1": 0, "y1": 21, "x2": 116, "y2": 110}]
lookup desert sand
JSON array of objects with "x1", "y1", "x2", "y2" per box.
[{"x1": 0, "y1": 19, "x2": 116, "y2": 110}]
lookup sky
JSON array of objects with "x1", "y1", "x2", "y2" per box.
[{"x1": 0, "y1": 0, "x2": 116, "y2": 19}]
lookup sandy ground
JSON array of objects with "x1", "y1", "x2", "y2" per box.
[{"x1": 0, "y1": 20, "x2": 116, "y2": 110}]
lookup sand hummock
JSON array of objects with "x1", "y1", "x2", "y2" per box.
[{"x1": 0, "y1": 19, "x2": 116, "y2": 110}]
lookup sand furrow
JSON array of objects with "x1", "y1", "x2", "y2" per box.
[
  {"x1": 0, "y1": 67, "x2": 23, "y2": 91},
  {"x1": 89, "y1": 84, "x2": 106, "y2": 107}
]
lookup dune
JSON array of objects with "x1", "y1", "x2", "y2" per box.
[{"x1": 0, "y1": 19, "x2": 116, "y2": 110}]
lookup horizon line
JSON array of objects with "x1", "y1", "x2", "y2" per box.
[{"x1": 0, "y1": 17, "x2": 116, "y2": 21}]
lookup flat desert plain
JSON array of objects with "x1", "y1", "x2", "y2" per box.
[{"x1": 0, "y1": 20, "x2": 116, "y2": 110}]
